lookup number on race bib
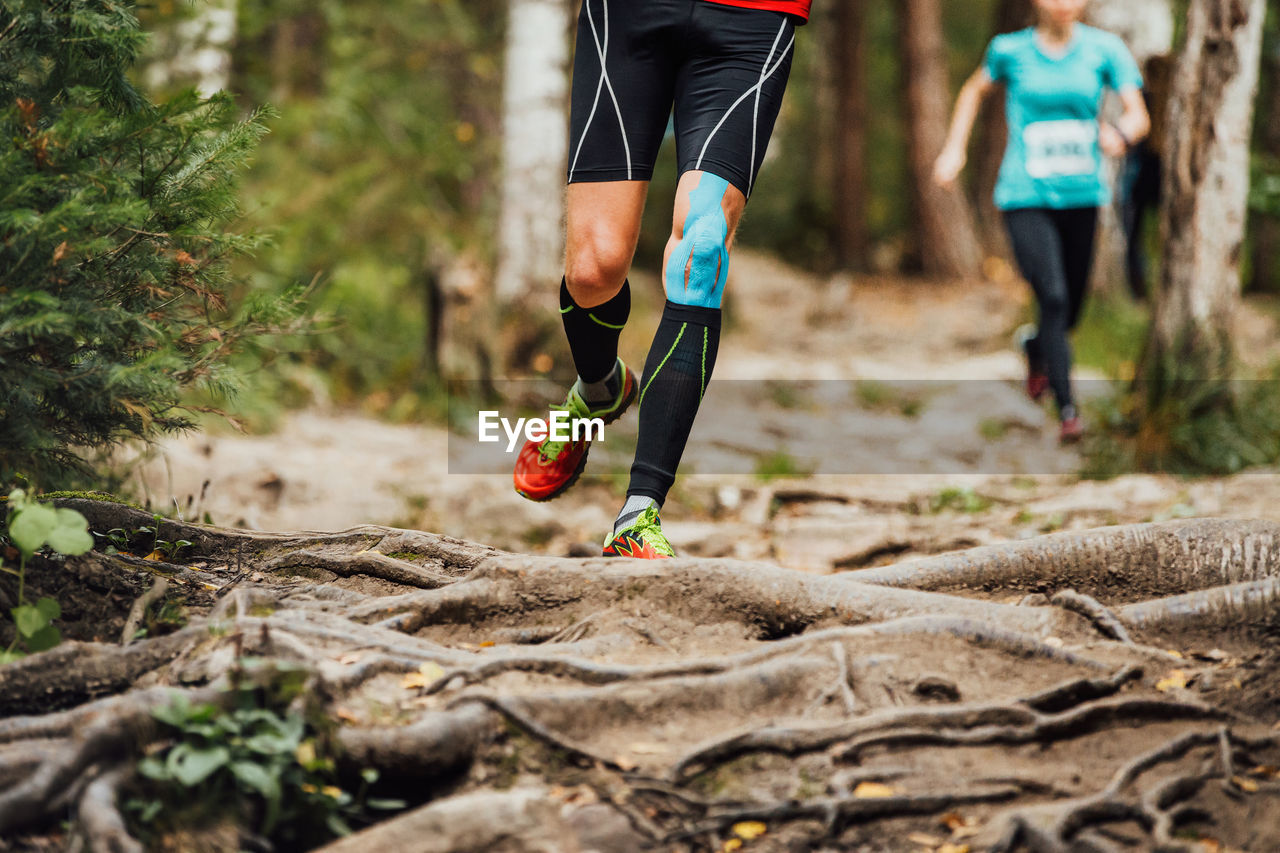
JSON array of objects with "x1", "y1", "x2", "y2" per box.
[{"x1": 1023, "y1": 120, "x2": 1097, "y2": 179}]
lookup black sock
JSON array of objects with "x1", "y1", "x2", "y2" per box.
[
  {"x1": 627, "y1": 301, "x2": 721, "y2": 504},
  {"x1": 561, "y1": 278, "x2": 630, "y2": 384}
]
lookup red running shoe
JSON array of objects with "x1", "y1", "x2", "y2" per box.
[
  {"x1": 1059, "y1": 415, "x2": 1084, "y2": 445},
  {"x1": 513, "y1": 360, "x2": 637, "y2": 502}
]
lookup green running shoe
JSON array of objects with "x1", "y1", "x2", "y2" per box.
[{"x1": 602, "y1": 505, "x2": 675, "y2": 559}]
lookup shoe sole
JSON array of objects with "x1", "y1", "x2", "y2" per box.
[{"x1": 515, "y1": 370, "x2": 638, "y2": 503}]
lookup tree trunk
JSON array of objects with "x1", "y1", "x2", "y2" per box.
[
  {"x1": 973, "y1": 0, "x2": 1032, "y2": 256},
  {"x1": 1144, "y1": 0, "x2": 1266, "y2": 383},
  {"x1": 142, "y1": 0, "x2": 238, "y2": 96},
  {"x1": 1249, "y1": 40, "x2": 1280, "y2": 293},
  {"x1": 897, "y1": 0, "x2": 983, "y2": 278},
  {"x1": 831, "y1": 0, "x2": 870, "y2": 271},
  {"x1": 495, "y1": 0, "x2": 570, "y2": 305}
]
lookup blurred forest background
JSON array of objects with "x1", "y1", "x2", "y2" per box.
[{"x1": 129, "y1": 0, "x2": 1279, "y2": 429}]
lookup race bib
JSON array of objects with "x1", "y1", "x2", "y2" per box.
[{"x1": 1023, "y1": 120, "x2": 1097, "y2": 179}]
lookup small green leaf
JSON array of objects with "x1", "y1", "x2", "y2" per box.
[
  {"x1": 9, "y1": 503, "x2": 58, "y2": 555},
  {"x1": 365, "y1": 797, "x2": 407, "y2": 810},
  {"x1": 168, "y1": 743, "x2": 230, "y2": 786},
  {"x1": 34, "y1": 597, "x2": 60, "y2": 621},
  {"x1": 137, "y1": 756, "x2": 168, "y2": 780},
  {"x1": 11, "y1": 604, "x2": 49, "y2": 638},
  {"x1": 360, "y1": 767, "x2": 379, "y2": 785},
  {"x1": 230, "y1": 760, "x2": 281, "y2": 804},
  {"x1": 0, "y1": 649, "x2": 26, "y2": 664},
  {"x1": 47, "y1": 509, "x2": 93, "y2": 555},
  {"x1": 325, "y1": 813, "x2": 354, "y2": 838},
  {"x1": 25, "y1": 624, "x2": 61, "y2": 652}
]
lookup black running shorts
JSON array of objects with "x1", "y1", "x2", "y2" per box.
[{"x1": 567, "y1": 0, "x2": 797, "y2": 197}]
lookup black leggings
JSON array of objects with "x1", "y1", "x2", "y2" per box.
[{"x1": 1004, "y1": 207, "x2": 1099, "y2": 415}]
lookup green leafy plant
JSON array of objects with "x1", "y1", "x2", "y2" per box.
[
  {"x1": 1, "y1": 489, "x2": 93, "y2": 662},
  {"x1": 929, "y1": 486, "x2": 993, "y2": 514},
  {"x1": 128, "y1": 661, "x2": 404, "y2": 846}
]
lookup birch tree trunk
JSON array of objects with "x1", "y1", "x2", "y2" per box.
[
  {"x1": 1144, "y1": 0, "x2": 1266, "y2": 384},
  {"x1": 897, "y1": 0, "x2": 983, "y2": 278},
  {"x1": 832, "y1": 0, "x2": 869, "y2": 271},
  {"x1": 143, "y1": 0, "x2": 238, "y2": 97},
  {"x1": 495, "y1": 0, "x2": 570, "y2": 305}
]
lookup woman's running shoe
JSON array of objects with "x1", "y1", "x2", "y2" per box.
[
  {"x1": 1015, "y1": 324, "x2": 1049, "y2": 402},
  {"x1": 513, "y1": 360, "x2": 637, "y2": 502},
  {"x1": 1059, "y1": 414, "x2": 1084, "y2": 445},
  {"x1": 602, "y1": 505, "x2": 674, "y2": 559}
]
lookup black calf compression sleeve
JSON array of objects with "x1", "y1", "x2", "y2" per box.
[
  {"x1": 627, "y1": 301, "x2": 721, "y2": 504},
  {"x1": 560, "y1": 278, "x2": 630, "y2": 384}
]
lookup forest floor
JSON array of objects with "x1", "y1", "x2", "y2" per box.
[{"x1": 4, "y1": 255, "x2": 1280, "y2": 853}]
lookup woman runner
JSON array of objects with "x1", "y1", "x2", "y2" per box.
[{"x1": 934, "y1": 0, "x2": 1149, "y2": 443}]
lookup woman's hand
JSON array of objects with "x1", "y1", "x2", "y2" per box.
[
  {"x1": 1099, "y1": 122, "x2": 1129, "y2": 158},
  {"x1": 933, "y1": 145, "x2": 967, "y2": 190}
]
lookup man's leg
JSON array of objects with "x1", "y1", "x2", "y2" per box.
[
  {"x1": 513, "y1": 182, "x2": 647, "y2": 503},
  {"x1": 560, "y1": 181, "x2": 647, "y2": 397},
  {"x1": 609, "y1": 170, "x2": 745, "y2": 547}
]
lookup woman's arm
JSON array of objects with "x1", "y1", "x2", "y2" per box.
[
  {"x1": 1099, "y1": 87, "x2": 1152, "y2": 157},
  {"x1": 933, "y1": 68, "x2": 998, "y2": 190}
]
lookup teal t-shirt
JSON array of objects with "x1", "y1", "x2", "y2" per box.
[{"x1": 985, "y1": 25, "x2": 1143, "y2": 211}]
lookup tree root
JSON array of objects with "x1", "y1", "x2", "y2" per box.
[
  {"x1": 666, "y1": 785, "x2": 1021, "y2": 843},
  {"x1": 831, "y1": 696, "x2": 1226, "y2": 763},
  {"x1": 669, "y1": 668, "x2": 1190, "y2": 782},
  {"x1": 120, "y1": 578, "x2": 171, "y2": 645},
  {"x1": 312, "y1": 787, "x2": 571, "y2": 853},
  {"x1": 335, "y1": 702, "x2": 499, "y2": 781},
  {"x1": 848, "y1": 518, "x2": 1280, "y2": 596},
  {"x1": 1051, "y1": 589, "x2": 1135, "y2": 644},
  {"x1": 349, "y1": 556, "x2": 1075, "y2": 639},
  {"x1": 262, "y1": 549, "x2": 458, "y2": 589},
  {"x1": 982, "y1": 726, "x2": 1280, "y2": 852},
  {"x1": 1118, "y1": 576, "x2": 1280, "y2": 633},
  {"x1": 75, "y1": 766, "x2": 142, "y2": 853}
]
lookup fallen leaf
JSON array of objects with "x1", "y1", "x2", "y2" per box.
[
  {"x1": 731, "y1": 821, "x2": 767, "y2": 840},
  {"x1": 721, "y1": 840, "x2": 743, "y2": 852},
  {"x1": 939, "y1": 812, "x2": 968, "y2": 831},
  {"x1": 1156, "y1": 669, "x2": 1188, "y2": 692},
  {"x1": 1166, "y1": 649, "x2": 1185, "y2": 659},
  {"x1": 907, "y1": 832, "x2": 944, "y2": 846},
  {"x1": 1199, "y1": 839, "x2": 1222, "y2": 853},
  {"x1": 479, "y1": 641, "x2": 495, "y2": 648},
  {"x1": 51, "y1": 241, "x2": 68, "y2": 264},
  {"x1": 1231, "y1": 775, "x2": 1260, "y2": 793},
  {"x1": 613, "y1": 755, "x2": 637, "y2": 771},
  {"x1": 1250, "y1": 765, "x2": 1279, "y2": 778},
  {"x1": 321, "y1": 785, "x2": 343, "y2": 799},
  {"x1": 939, "y1": 845, "x2": 971, "y2": 853},
  {"x1": 295, "y1": 742, "x2": 317, "y2": 765},
  {"x1": 337, "y1": 652, "x2": 364, "y2": 665},
  {"x1": 335, "y1": 708, "x2": 358, "y2": 724},
  {"x1": 852, "y1": 782, "x2": 897, "y2": 798},
  {"x1": 401, "y1": 662, "x2": 447, "y2": 690},
  {"x1": 144, "y1": 551, "x2": 163, "y2": 562}
]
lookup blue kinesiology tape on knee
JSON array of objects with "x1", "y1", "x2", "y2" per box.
[{"x1": 665, "y1": 174, "x2": 731, "y2": 309}]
